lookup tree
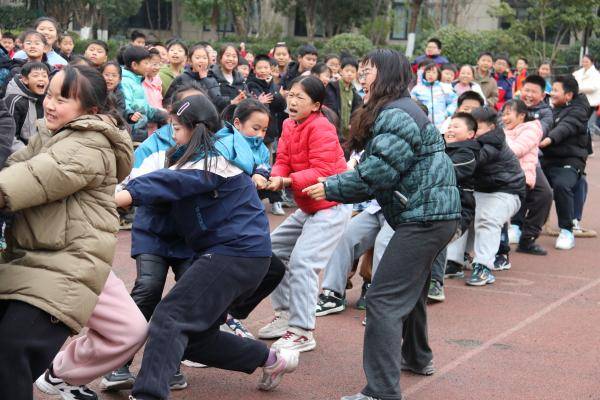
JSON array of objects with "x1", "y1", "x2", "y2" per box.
[
  {"x1": 181, "y1": 0, "x2": 258, "y2": 37},
  {"x1": 490, "y1": 0, "x2": 600, "y2": 62}
]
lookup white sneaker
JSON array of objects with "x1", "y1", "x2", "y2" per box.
[
  {"x1": 572, "y1": 219, "x2": 583, "y2": 235},
  {"x1": 508, "y1": 224, "x2": 521, "y2": 244},
  {"x1": 555, "y1": 229, "x2": 575, "y2": 250},
  {"x1": 35, "y1": 369, "x2": 98, "y2": 399},
  {"x1": 181, "y1": 359, "x2": 207, "y2": 368},
  {"x1": 258, "y1": 311, "x2": 290, "y2": 339},
  {"x1": 271, "y1": 202, "x2": 285, "y2": 216},
  {"x1": 257, "y1": 348, "x2": 299, "y2": 391},
  {"x1": 271, "y1": 327, "x2": 316, "y2": 352}
]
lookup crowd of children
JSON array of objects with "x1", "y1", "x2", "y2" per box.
[{"x1": 0, "y1": 17, "x2": 597, "y2": 400}]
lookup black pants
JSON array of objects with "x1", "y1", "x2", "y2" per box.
[
  {"x1": 430, "y1": 247, "x2": 447, "y2": 286},
  {"x1": 574, "y1": 175, "x2": 587, "y2": 221},
  {"x1": 0, "y1": 300, "x2": 70, "y2": 400},
  {"x1": 543, "y1": 165, "x2": 580, "y2": 230},
  {"x1": 258, "y1": 189, "x2": 283, "y2": 204},
  {"x1": 229, "y1": 254, "x2": 286, "y2": 320},
  {"x1": 362, "y1": 220, "x2": 457, "y2": 400},
  {"x1": 512, "y1": 166, "x2": 553, "y2": 239},
  {"x1": 130, "y1": 254, "x2": 191, "y2": 322},
  {"x1": 132, "y1": 253, "x2": 271, "y2": 400}
]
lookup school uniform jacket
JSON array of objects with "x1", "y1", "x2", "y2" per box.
[{"x1": 126, "y1": 125, "x2": 271, "y2": 258}]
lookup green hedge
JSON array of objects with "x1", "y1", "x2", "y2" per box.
[
  {"x1": 416, "y1": 26, "x2": 532, "y2": 66},
  {"x1": 73, "y1": 37, "x2": 126, "y2": 60},
  {"x1": 323, "y1": 33, "x2": 374, "y2": 58}
]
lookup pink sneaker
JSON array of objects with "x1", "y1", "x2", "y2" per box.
[{"x1": 257, "y1": 348, "x2": 299, "y2": 391}]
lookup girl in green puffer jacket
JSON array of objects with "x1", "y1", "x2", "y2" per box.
[{"x1": 304, "y1": 49, "x2": 460, "y2": 400}]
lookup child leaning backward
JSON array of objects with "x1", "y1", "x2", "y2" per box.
[{"x1": 116, "y1": 94, "x2": 299, "y2": 400}]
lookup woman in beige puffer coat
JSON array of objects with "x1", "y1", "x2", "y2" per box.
[{"x1": 0, "y1": 65, "x2": 136, "y2": 399}]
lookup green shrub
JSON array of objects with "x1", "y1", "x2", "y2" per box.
[
  {"x1": 74, "y1": 38, "x2": 125, "y2": 60},
  {"x1": 323, "y1": 33, "x2": 374, "y2": 58},
  {"x1": 416, "y1": 25, "x2": 532, "y2": 66}
]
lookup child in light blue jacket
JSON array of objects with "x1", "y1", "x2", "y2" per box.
[
  {"x1": 120, "y1": 46, "x2": 167, "y2": 142},
  {"x1": 411, "y1": 62, "x2": 457, "y2": 131}
]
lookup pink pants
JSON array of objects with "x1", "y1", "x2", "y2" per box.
[{"x1": 52, "y1": 271, "x2": 148, "y2": 385}]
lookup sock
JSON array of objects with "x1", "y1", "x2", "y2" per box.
[{"x1": 264, "y1": 349, "x2": 278, "y2": 367}]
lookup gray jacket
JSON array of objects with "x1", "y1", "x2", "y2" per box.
[
  {"x1": 527, "y1": 101, "x2": 554, "y2": 137},
  {"x1": 3, "y1": 76, "x2": 43, "y2": 151}
]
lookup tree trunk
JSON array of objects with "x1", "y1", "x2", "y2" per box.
[
  {"x1": 305, "y1": 0, "x2": 318, "y2": 42},
  {"x1": 408, "y1": 0, "x2": 423, "y2": 34},
  {"x1": 211, "y1": 3, "x2": 219, "y2": 37},
  {"x1": 145, "y1": 0, "x2": 154, "y2": 31}
]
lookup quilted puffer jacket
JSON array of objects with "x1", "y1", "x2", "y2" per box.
[
  {"x1": 0, "y1": 116, "x2": 133, "y2": 332},
  {"x1": 271, "y1": 112, "x2": 347, "y2": 214},
  {"x1": 324, "y1": 97, "x2": 461, "y2": 229}
]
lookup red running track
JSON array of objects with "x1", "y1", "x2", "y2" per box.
[{"x1": 37, "y1": 152, "x2": 600, "y2": 400}]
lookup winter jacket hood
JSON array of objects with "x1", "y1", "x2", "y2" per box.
[
  {"x1": 0, "y1": 115, "x2": 133, "y2": 332},
  {"x1": 4, "y1": 75, "x2": 44, "y2": 146}
]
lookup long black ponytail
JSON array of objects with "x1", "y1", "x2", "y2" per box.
[{"x1": 166, "y1": 95, "x2": 222, "y2": 170}]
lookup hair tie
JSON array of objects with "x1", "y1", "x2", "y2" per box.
[{"x1": 176, "y1": 101, "x2": 191, "y2": 116}]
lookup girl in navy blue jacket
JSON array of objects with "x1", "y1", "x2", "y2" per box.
[{"x1": 117, "y1": 95, "x2": 298, "y2": 400}]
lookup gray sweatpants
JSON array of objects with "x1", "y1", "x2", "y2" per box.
[
  {"x1": 321, "y1": 210, "x2": 394, "y2": 294},
  {"x1": 472, "y1": 191, "x2": 521, "y2": 268},
  {"x1": 270, "y1": 204, "x2": 352, "y2": 330}
]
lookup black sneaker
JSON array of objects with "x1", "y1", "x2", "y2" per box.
[
  {"x1": 517, "y1": 237, "x2": 548, "y2": 256},
  {"x1": 427, "y1": 280, "x2": 445, "y2": 302},
  {"x1": 100, "y1": 365, "x2": 135, "y2": 391},
  {"x1": 466, "y1": 263, "x2": 496, "y2": 286},
  {"x1": 492, "y1": 253, "x2": 511, "y2": 271},
  {"x1": 315, "y1": 289, "x2": 346, "y2": 316},
  {"x1": 401, "y1": 358, "x2": 435, "y2": 375},
  {"x1": 444, "y1": 260, "x2": 464, "y2": 279},
  {"x1": 355, "y1": 282, "x2": 370, "y2": 310},
  {"x1": 170, "y1": 369, "x2": 188, "y2": 390}
]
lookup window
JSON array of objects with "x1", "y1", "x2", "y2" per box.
[
  {"x1": 203, "y1": 10, "x2": 235, "y2": 33},
  {"x1": 391, "y1": 1, "x2": 409, "y2": 40}
]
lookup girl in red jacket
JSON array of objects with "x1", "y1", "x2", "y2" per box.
[{"x1": 259, "y1": 75, "x2": 352, "y2": 352}]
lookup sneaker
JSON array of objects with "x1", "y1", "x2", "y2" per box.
[
  {"x1": 444, "y1": 260, "x2": 464, "y2": 279},
  {"x1": 223, "y1": 317, "x2": 255, "y2": 339},
  {"x1": 258, "y1": 311, "x2": 290, "y2": 339},
  {"x1": 508, "y1": 224, "x2": 521, "y2": 244},
  {"x1": 466, "y1": 263, "x2": 496, "y2": 286},
  {"x1": 492, "y1": 254, "x2": 511, "y2": 271},
  {"x1": 427, "y1": 280, "x2": 445, "y2": 302},
  {"x1": 315, "y1": 289, "x2": 346, "y2": 316},
  {"x1": 280, "y1": 190, "x2": 296, "y2": 208},
  {"x1": 555, "y1": 229, "x2": 575, "y2": 250},
  {"x1": 271, "y1": 202, "x2": 285, "y2": 216},
  {"x1": 463, "y1": 252, "x2": 474, "y2": 270},
  {"x1": 516, "y1": 237, "x2": 547, "y2": 255},
  {"x1": 572, "y1": 219, "x2": 598, "y2": 238},
  {"x1": 401, "y1": 358, "x2": 435, "y2": 375},
  {"x1": 340, "y1": 393, "x2": 380, "y2": 400},
  {"x1": 99, "y1": 365, "x2": 135, "y2": 391},
  {"x1": 362, "y1": 317, "x2": 366, "y2": 326},
  {"x1": 257, "y1": 348, "x2": 299, "y2": 391},
  {"x1": 169, "y1": 369, "x2": 188, "y2": 390},
  {"x1": 35, "y1": 369, "x2": 98, "y2": 400},
  {"x1": 271, "y1": 327, "x2": 316, "y2": 352},
  {"x1": 181, "y1": 359, "x2": 207, "y2": 368},
  {"x1": 355, "y1": 282, "x2": 370, "y2": 310}
]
